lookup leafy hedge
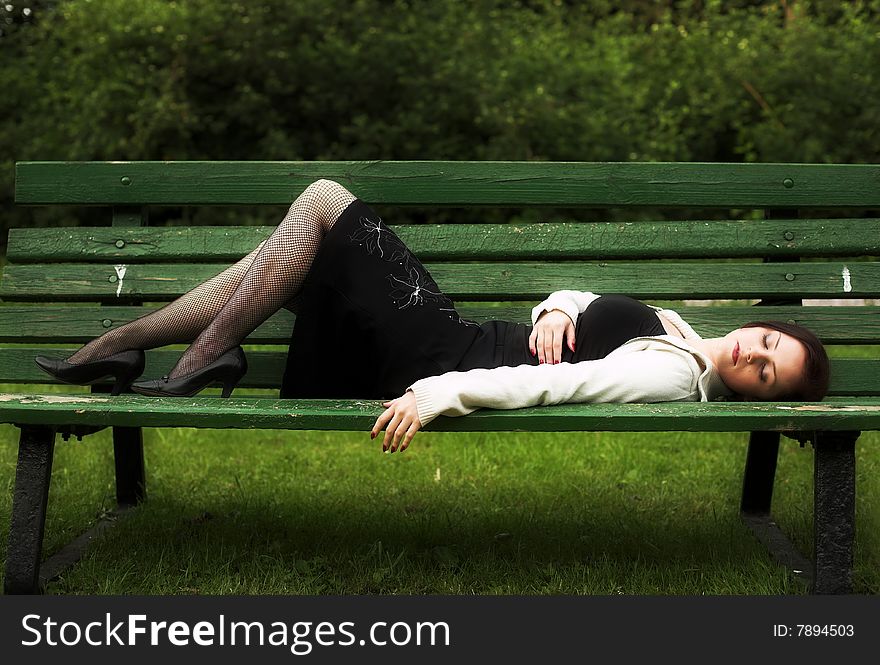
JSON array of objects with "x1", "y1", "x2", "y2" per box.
[{"x1": 1, "y1": 0, "x2": 878, "y2": 232}]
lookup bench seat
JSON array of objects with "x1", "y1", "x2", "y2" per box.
[{"x1": 1, "y1": 394, "x2": 880, "y2": 433}]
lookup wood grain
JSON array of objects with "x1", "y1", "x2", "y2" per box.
[
  {"x1": 16, "y1": 161, "x2": 880, "y2": 207},
  {"x1": 8, "y1": 218, "x2": 880, "y2": 261}
]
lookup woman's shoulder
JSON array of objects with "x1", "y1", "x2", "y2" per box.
[{"x1": 611, "y1": 335, "x2": 732, "y2": 401}]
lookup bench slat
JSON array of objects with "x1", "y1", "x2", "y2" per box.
[
  {"x1": 7, "y1": 219, "x2": 880, "y2": 262},
  {"x1": 15, "y1": 161, "x2": 880, "y2": 207},
  {"x1": 1, "y1": 391, "x2": 879, "y2": 431},
  {"x1": 1, "y1": 305, "x2": 879, "y2": 344},
  {"x1": 1, "y1": 349, "x2": 877, "y2": 396},
  {"x1": 0, "y1": 306, "x2": 296, "y2": 343},
  {"x1": 3, "y1": 262, "x2": 878, "y2": 300}
]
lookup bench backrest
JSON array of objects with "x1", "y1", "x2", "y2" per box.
[{"x1": 5, "y1": 161, "x2": 880, "y2": 398}]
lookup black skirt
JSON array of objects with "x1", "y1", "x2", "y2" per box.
[
  {"x1": 279, "y1": 199, "x2": 666, "y2": 399},
  {"x1": 280, "y1": 199, "x2": 499, "y2": 399}
]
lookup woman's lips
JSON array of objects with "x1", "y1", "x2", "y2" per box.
[{"x1": 733, "y1": 342, "x2": 740, "y2": 366}]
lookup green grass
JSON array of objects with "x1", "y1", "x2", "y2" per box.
[{"x1": 1, "y1": 398, "x2": 877, "y2": 595}]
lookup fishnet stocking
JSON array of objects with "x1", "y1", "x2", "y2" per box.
[{"x1": 66, "y1": 179, "x2": 357, "y2": 377}]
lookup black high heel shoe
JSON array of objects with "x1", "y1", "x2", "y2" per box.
[
  {"x1": 129, "y1": 346, "x2": 247, "y2": 398},
  {"x1": 34, "y1": 349, "x2": 146, "y2": 396}
]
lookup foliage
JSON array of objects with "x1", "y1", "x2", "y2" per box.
[{"x1": 1, "y1": 0, "x2": 879, "y2": 233}]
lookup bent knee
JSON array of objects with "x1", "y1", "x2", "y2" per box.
[
  {"x1": 297, "y1": 178, "x2": 357, "y2": 230},
  {"x1": 304, "y1": 178, "x2": 353, "y2": 200}
]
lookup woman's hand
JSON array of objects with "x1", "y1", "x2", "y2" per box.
[
  {"x1": 371, "y1": 390, "x2": 422, "y2": 453},
  {"x1": 528, "y1": 309, "x2": 575, "y2": 364}
]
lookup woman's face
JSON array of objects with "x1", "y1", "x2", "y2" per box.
[{"x1": 716, "y1": 326, "x2": 807, "y2": 400}]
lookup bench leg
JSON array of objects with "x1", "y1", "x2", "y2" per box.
[
  {"x1": 113, "y1": 426, "x2": 146, "y2": 507},
  {"x1": 740, "y1": 431, "x2": 780, "y2": 514},
  {"x1": 4, "y1": 425, "x2": 57, "y2": 594},
  {"x1": 740, "y1": 430, "x2": 813, "y2": 584},
  {"x1": 812, "y1": 431, "x2": 858, "y2": 594}
]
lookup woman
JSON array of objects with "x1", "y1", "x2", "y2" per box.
[{"x1": 34, "y1": 179, "x2": 830, "y2": 453}]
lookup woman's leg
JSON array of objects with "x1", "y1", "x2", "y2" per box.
[
  {"x1": 65, "y1": 241, "x2": 267, "y2": 364},
  {"x1": 166, "y1": 179, "x2": 355, "y2": 379},
  {"x1": 65, "y1": 179, "x2": 355, "y2": 368}
]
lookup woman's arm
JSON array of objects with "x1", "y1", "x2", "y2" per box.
[
  {"x1": 409, "y1": 345, "x2": 700, "y2": 425},
  {"x1": 372, "y1": 342, "x2": 702, "y2": 452},
  {"x1": 531, "y1": 290, "x2": 600, "y2": 327}
]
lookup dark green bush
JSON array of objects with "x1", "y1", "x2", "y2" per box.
[{"x1": 1, "y1": 0, "x2": 878, "y2": 234}]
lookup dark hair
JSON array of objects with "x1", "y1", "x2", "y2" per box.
[{"x1": 741, "y1": 320, "x2": 830, "y2": 401}]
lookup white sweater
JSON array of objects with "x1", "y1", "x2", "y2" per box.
[{"x1": 407, "y1": 291, "x2": 732, "y2": 427}]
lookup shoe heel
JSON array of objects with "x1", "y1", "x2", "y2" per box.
[
  {"x1": 220, "y1": 352, "x2": 247, "y2": 398},
  {"x1": 110, "y1": 372, "x2": 136, "y2": 396},
  {"x1": 220, "y1": 375, "x2": 242, "y2": 398},
  {"x1": 110, "y1": 378, "x2": 126, "y2": 397},
  {"x1": 109, "y1": 352, "x2": 147, "y2": 396}
]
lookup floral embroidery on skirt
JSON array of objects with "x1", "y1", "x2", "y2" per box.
[{"x1": 350, "y1": 215, "x2": 477, "y2": 326}]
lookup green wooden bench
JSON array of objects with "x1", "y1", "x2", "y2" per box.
[{"x1": 3, "y1": 161, "x2": 880, "y2": 595}]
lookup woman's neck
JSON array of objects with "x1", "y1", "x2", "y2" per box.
[{"x1": 686, "y1": 337, "x2": 724, "y2": 367}]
